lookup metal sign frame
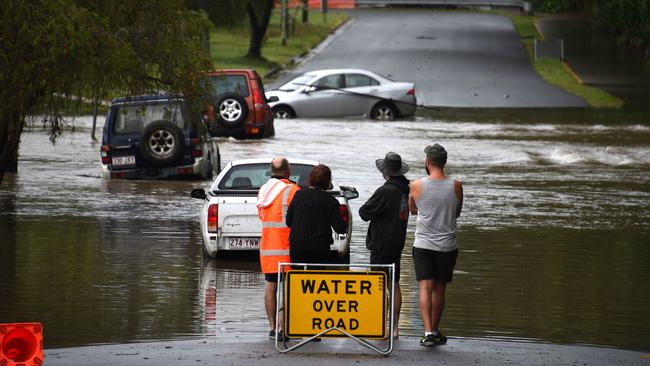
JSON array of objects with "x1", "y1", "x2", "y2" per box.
[{"x1": 274, "y1": 262, "x2": 395, "y2": 355}]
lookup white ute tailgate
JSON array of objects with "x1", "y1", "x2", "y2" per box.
[{"x1": 218, "y1": 196, "x2": 261, "y2": 249}]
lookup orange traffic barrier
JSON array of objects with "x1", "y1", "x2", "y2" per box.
[{"x1": 0, "y1": 323, "x2": 43, "y2": 366}]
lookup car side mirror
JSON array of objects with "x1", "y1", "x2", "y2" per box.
[
  {"x1": 303, "y1": 86, "x2": 317, "y2": 93},
  {"x1": 267, "y1": 96, "x2": 279, "y2": 103},
  {"x1": 191, "y1": 188, "x2": 206, "y2": 200},
  {"x1": 340, "y1": 186, "x2": 359, "y2": 200}
]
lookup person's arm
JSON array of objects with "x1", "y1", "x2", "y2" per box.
[
  {"x1": 330, "y1": 197, "x2": 348, "y2": 234},
  {"x1": 454, "y1": 180, "x2": 463, "y2": 218},
  {"x1": 408, "y1": 179, "x2": 421, "y2": 215},
  {"x1": 358, "y1": 187, "x2": 384, "y2": 222}
]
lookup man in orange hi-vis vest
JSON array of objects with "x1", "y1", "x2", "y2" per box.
[{"x1": 257, "y1": 157, "x2": 300, "y2": 341}]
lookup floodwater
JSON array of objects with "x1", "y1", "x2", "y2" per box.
[{"x1": 1, "y1": 115, "x2": 649, "y2": 351}]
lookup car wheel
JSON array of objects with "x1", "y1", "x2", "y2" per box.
[
  {"x1": 215, "y1": 153, "x2": 221, "y2": 175},
  {"x1": 206, "y1": 154, "x2": 213, "y2": 180},
  {"x1": 273, "y1": 106, "x2": 294, "y2": 119},
  {"x1": 202, "y1": 243, "x2": 217, "y2": 259},
  {"x1": 216, "y1": 93, "x2": 248, "y2": 127},
  {"x1": 370, "y1": 103, "x2": 397, "y2": 121},
  {"x1": 140, "y1": 120, "x2": 185, "y2": 167}
]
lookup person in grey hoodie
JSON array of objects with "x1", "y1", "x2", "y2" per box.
[{"x1": 359, "y1": 152, "x2": 410, "y2": 339}]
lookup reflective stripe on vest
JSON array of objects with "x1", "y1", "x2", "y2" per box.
[
  {"x1": 260, "y1": 249, "x2": 290, "y2": 256},
  {"x1": 260, "y1": 186, "x2": 292, "y2": 231},
  {"x1": 262, "y1": 221, "x2": 287, "y2": 228}
]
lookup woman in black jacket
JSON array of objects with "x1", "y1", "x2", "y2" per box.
[{"x1": 286, "y1": 164, "x2": 347, "y2": 264}]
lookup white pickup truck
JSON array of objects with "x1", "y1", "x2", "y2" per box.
[{"x1": 191, "y1": 158, "x2": 359, "y2": 262}]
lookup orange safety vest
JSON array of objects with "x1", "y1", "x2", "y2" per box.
[{"x1": 257, "y1": 178, "x2": 299, "y2": 274}]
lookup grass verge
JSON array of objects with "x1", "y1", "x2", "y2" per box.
[
  {"x1": 210, "y1": 11, "x2": 349, "y2": 78},
  {"x1": 509, "y1": 14, "x2": 623, "y2": 108}
]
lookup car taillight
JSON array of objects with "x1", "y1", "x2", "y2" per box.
[
  {"x1": 406, "y1": 88, "x2": 415, "y2": 95},
  {"x1": 191, "y1": 138, "x2": 202, "y2": 158},
  {"x1": 101, "y1": 145, "x2": 111, "y2": 164},
  {"x1": 253, "y1": 88, "x2": 264, "y2": 106},
  {"x1": 339, "y1": 205, "x2": 350, "y2": 225},
  {"x1": 207, "y1": 204, "x2": 218, "y2": 233}
]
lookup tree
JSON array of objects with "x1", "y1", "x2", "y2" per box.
[
  {"x1": 246, "y1": 0, "x2": 275, "y2": 59},
  {"x1": 534, "y1": 0, "x2": 650, "y2": 59},
  {"x1": 533, "y1": 0, "x2": 592, "y2": 12},
  {"x1": 302, "y1": 0, "x2": 309, "y2": 24},
  {"x1": 187, "y1": 0, "x2": 276, "y2": 61},
  {"x1": 592, "y1": 0, "x2": 650, "y2": 59},
  {"x1": 186, "y1": 0, "x2": 247, "y2": 28},
  {"x1": 0, "y1": 0, "x2": 212, "y2": 183}
]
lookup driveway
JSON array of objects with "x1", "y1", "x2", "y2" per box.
[{"x1": 274, "y1": 10, "x2": 587, "y2": 108}]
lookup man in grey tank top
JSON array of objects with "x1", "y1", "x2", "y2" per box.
[{"x1": 408, "y1": 143, "x2": 464, "y2": 347}]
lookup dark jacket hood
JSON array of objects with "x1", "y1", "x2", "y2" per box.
[{"x1": 385, "y1": 175, "x2": 410, "y2": 194}]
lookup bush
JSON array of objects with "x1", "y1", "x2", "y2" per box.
[
  {"x1": 535, "y1": 0, "x2": 591, "y2": 13},
  {"x1": 535, "y1": 0, "x2": 649, "y2": 59},
  {"x1": 592, "y1": 0, "x2": 650, "y2": 59}
]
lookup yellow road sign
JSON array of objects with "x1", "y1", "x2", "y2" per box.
[{"x1": 285, "y1": 270, "x2": 386, "y2": 339}]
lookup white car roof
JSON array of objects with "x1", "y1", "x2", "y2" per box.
[
  {"x1": 212, "y1": 158, "x2": 340, "y2": 192},
  {"x1": 229, "y1": 158, "x2": 320, "y2": 166}
]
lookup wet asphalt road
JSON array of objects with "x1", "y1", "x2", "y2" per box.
[
  {"x1": 45, "y1": 336, "x2": 649, "y2": 366},
  {"x1": 273, "y1": 10, "x2": 588, "y2": 108}
]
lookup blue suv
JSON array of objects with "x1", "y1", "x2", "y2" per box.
[{"x1": 100, "y1": 95, "x2": 220, "y2": 180}]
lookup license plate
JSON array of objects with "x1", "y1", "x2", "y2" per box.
[
  {"x1": 112, "y1": 155, "x2": 136, "y2": 167},
  {"x1": 228, "y1": 237, "x2": 260, "y2": 249}
]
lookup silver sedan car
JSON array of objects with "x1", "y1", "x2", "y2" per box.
[{"x1": 266, "y1": 69, "x2": 417, "y2": 120}]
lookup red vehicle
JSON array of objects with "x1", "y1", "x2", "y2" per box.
[{"x1": 204, "y1": 69, "x2": 278, "y2": 139}]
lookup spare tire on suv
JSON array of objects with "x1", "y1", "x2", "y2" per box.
[
  {"x1": 140, "y1": 120, "x2": 185, "y2": 166},
  {"x1": 215, "y1": 92, "x2": 248, "y2": 127}
]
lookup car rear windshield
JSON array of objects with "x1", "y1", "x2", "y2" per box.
[
  {"x1": 112, "y1": 102, "x2": 186, "y2": 134},
  {"x1": 208, "y1": 75, "x2": 250, "y2": 97},
  {"x1": 217, "y1": 163, "x2": 317, "y2": 190}
]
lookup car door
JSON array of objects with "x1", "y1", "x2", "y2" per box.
[
  {"x1": 340, "y1": 73, "x2": 382, "y2": 117},
  {"x1": 291, "y1": 74, "x2": 345, "y2": 118}
]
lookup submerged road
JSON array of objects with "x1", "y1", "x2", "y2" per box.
[{"x1": 275, "y1": 10, "x2": 587, "y2": 108}]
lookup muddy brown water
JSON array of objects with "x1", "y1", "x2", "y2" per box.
[{"x1": 1, "y1": 115, "x2": 649, "y2": 350}]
